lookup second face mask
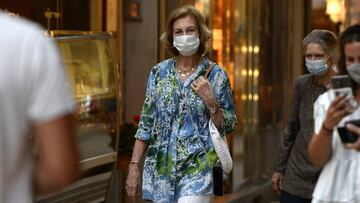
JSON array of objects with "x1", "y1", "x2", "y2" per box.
[
  {"x1": 305, "y1": 59, "x2": 329, "y2": 76},
  {"x1": 347, "y1": 63, "x2": 360, "y2": 84}
]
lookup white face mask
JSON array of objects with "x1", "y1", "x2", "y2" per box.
[
  {"x1": 305, "y1": 59, "x2": 329, "y2": 76},
  {"x1": 173, "y1": 34, "x2": 200, "y2": 56},
  {"x1": 347, "y1": 63, "x2": 360, "y2": 84}
]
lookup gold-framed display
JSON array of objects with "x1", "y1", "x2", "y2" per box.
[{"x1": 37, "y1": 32, "x2": 120, "y2": 203}]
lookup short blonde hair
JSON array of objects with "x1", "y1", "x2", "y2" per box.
[
  {"x1": 161, "y1": 5, "x2": 211, "y2": 56},
  {"x1": 303, "y1": 29, "x2": 338, "y2": 60}
]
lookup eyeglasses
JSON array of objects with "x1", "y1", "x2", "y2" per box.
[{"x1": 305, "y1": 54, "x2": 327, "y2": 60}]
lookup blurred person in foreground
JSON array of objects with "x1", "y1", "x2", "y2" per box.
[
  {"x1": 0, "y1": 11, "x2": 79, "y2": 202},
  {"x1": 125, "y1": 5, "x2": 237, "y2": 203},
  {"x1": 272, "y1": 29, "x2": 338, "y2": 203},
  {"x1": 309, "y1": 24, "x2": 360, "y2": 203}
]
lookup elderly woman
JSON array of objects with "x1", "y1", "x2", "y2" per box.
[
  {"x1": 272, "y1": 29, "x2": 338, "y2": 203},
  {"x1": 309, "y1": 24, "x2": 360, "y2": 203},
  {"x1": 125, "y1": 5, "x2": 237, "y2": 203}
]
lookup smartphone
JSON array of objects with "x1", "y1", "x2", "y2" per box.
[
  {"x1": 332, "y1": 75, "x2": 353, "y2": 89},
  {"x1": 332, "y1": 75, "x2": 353, "y2": 97},
  {"x1": 332, "y1": 75, "x2": 357, "y2": 108},
  {"x1": 337, "y1": 119, "x2": 360, "y2": 143}
]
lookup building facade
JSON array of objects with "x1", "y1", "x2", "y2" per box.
[{"x1": 1, "y1": 0, "x2": 358, "y2": 202}]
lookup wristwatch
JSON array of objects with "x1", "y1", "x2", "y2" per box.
[{"x1": 208, "y1": 104, "x2": 219, "y2": 114}]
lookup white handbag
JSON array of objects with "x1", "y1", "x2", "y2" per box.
[
  {"x1": 209, "y1": 119, "x2": 233, "y2": 174},
  {"x1": 205, "y1": 62, "x2": 233, "y2": 174}
]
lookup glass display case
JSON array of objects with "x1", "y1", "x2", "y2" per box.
[{"x1": 36, "y1": 32, "x2": 120, "y2": 203}]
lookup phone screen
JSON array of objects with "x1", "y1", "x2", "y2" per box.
[{"x1": 331, "y1": 75, "x2": 357, "y2": 108}]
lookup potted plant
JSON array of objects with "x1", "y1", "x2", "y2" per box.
[
  {"x1": 116, "y1": 115, "x2": 140, "y2": 195},
  {"x1": 118, "y1": 114, "x2": 140, "y2": 157}
]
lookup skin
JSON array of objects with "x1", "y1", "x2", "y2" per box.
[
  {"x1": 272, "y1": 42, "x2": 335, "y2": 194},
  {"x1": 125, "y1": 139, "x2": 148, "y2": 203},
  {"x1": 172, "y1": 15, "x2": 223, "y2": 127},
  {"x1": 271, "y1": 172, "x2": 283, "y2": 194},
  {"x1": 126, "y1": 14, "x2": 223, "y2": 201},
  {"x1": 305, "y1": 43, "x2": 335, "y2": 86},
  {"x1": 34, "y1": 115, "x2": 79, "y2": 194},
  {"x1": 173, "y1": 15, "x2": 199, "y2": 79},
  {"x1": 304, "y1": 43, "x2": 328, "y2": 61},
  {"x1": 345, "y1": 42, "x2": 360, "y2": 65},
  {"x1": 309, "y1": 41, "x2": 360, "y2": 167}
]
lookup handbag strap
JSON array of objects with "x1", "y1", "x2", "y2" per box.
[{"x1": 204, "y1": 62, "x2": 216, "y2": 78}]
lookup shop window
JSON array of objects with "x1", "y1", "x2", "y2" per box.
[
  {"x1": 192, "y1": 0, "x2": 263, "y2": 191},
  {"x1": 309, "y1": 0, "x2": 360, "y2": 33}
]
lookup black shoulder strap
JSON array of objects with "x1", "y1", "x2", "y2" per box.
[{"x1": 204, "y1": 62, "x2": 216, "y2": 78}]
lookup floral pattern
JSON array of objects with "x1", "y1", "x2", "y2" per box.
[{"x1": 135, "y1": 57, "x2": 237, "y2": 202}]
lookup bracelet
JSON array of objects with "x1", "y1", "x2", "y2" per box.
[
  {"x1": 128, "y1": 165, "x2": 139, "y2": 170},
  {"x1": 128, "y1": 161, "x2": 140, "y2": 167},
  {"x1": 129, "y1": 160, "x2": 139, "y2": 165},
  {"x1": 208, "y1": 103, "x2": 219, "y2": 114},
  {"x1": 322, "y1": 123, "x2": 333, "y2": 133}
]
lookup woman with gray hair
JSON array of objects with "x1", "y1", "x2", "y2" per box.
[{"x1": 272, "y1": 29, "x2": 338, "y2": 203}]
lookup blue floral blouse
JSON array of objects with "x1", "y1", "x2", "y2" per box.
[{"x1": 135, "y1": 57, "x2": 237, "y2": 202}]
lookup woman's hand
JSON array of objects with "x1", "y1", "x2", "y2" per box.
[
  {"x1": 191, "y1": 76, "x2": 223, "y2": 128},
  {"x1": 345, "y1": 123, "x2": 360, "y2": 151},
  {"x1": 323, "y1": 95, "x2": 355, "y2": 129},
  {"x1": 271, "y1": 172, "x2": 283, "y2": 194},
  {"x1": 126, "y1": 165, "x2": 141, "y2": 202},
  {"x1": 191, "y1": 76, "x2": 216, "y2": 107}
]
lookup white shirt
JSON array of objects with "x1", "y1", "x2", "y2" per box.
[
  {"x1": 0, "y1": 13, "x2": 75, "y2": 202},
  {"x1": 312, "y1": 89, "x2": 360, "y2": 203}
]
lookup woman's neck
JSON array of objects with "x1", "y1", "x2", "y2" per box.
[
  {"x1": 315, "y1": 68, "x2": 333, "y2": 87},
  {"x1": 177, "y1": 55, "x2": 200, "y2": 71}
]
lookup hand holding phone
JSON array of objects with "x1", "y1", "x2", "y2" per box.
[
  {"x1": 332, "y1": 75, "x2": 357, "y2": 109},
  {"x1": 344, "y1": 122, "x2": 360, "y2": 151},
  {"x1": 324, "y1": 81, "x2": 358, "y2": 135},
  {"x1": 338, "y1": 119, "x2": 360, "y2": 143}
]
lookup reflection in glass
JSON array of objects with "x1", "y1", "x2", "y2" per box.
[
  {"x1": 56, "y1": 34, "x2": 119, "y2": 171},
  {"x1": 37, "y1": 33, "x2": 119, "y2": 203}
]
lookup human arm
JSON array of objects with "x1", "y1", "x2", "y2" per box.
[
  {"x1": 191, "y1": 75, "x2": 223, "y2": 127},
  {"x1": 272, "y1": 78, "x2": 301, "y2": 192},
  {"x1": 125, "y1": 139, "x2": 149, "y2": 201},
  {"x1": 344, "y1": 123, "x2": 360, "y2": 151},
  {"x1": 271, "y1": 172, "x2": 284, "y2": 194},
  {"x1": 309, "y1": 95, "x2": 355, "y2": 166},
  {"x1": 27, "y1": 34, "x2": 79, "y2": 194},
  {"x1": 125, "y1": 67, "x2": 156, "y2": 201},
  {"x1": 34, "y1": 115, "x2": 79, "y2": 194},
  {"x1": 191, "y1": 67, "x2": 237, "y2": 134},
  {"x1": 308, "y1": 129, "x2": 332, "y2": 167},
  {"x1": 273, "y1": 79, "x2": 301, "y2": 173}
]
